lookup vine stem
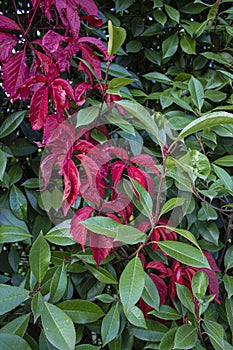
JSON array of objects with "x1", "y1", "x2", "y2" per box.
[
  {"x1": 12, "y1": 0, "x2": 25, "y2": 35},
  {"x1": 24, "y1": 0, "x2": 41, "y2": 37}
]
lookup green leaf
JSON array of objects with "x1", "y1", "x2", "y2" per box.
[
  {"x1": 223, "y1": 275, "x2": 233, "y2": 298},
  {"x1": 143, "y1": 72, "x2": 172, "y2": 84},
  {"x1": 45, "y1": 220, "x2": 75, "y2": 246},
  {"x1": 75, "y1": 105, "x2": 100, "y2": 127},
  {"x1": 58, "y1": 300, "x2": 104, "y2": 324},
  {"x1": 125, "y1": 305, "x2": 147, "y2": 328},
  {"x1": 141, "y1": 273, "x2": 160, "y2": 311},
  {"x1": 158, "y1": 327, "x2": 177, "y2": 350},
  {"x1": 126, "y1": 40, "x2": 142, "y2": 53},
  {"x1": 75, "y1": 346, "x2": 101, "y2": 350},
  {"x1": 176, "y1": 284, "x2": 195, "y2": 313},
  {"x1": 180, "y1": 34, "x2": 196, "y2": 54},
  {"x1": 81, "y1": 217, "x2": 120, "y2": 239},
  {"x1": 214, "y1": 155, "x2": 233, "y2": 167},
  {"x1": 0, "y1": 111, "x2": 26, "y2": 138},
  {"x1": 115, "y1": 225, "x2": 146, "y2": 244},
  {"x1": 0, "y1": 334, "x2": 32, "y2": 350},
  {"x1": 130, "y1": 320, "x2": 168, "y2": 341},
  {"x1": 198, "y1": 202, "x2": 218, "y2": 221},
  {"x1": 115, "y1": 0, "x2": 133, "y2": 12},
  {"x1": 108, "y1": 20, "x2": 126, "y2": 56},
  {"x1": 119, "y1": 256, "x2": 145, "y2": 311},
  {"x1": 0, "y1": 226, "x2": 31, "y2": 243},
  {"x1": 108, "y1": 78, "x2": 134, "y2": 89},
  {"x1": 116, "y1": 100, "x2": 162, "y2": 144},
  {"x1": 85, "y1": 264, "x2": 118, "y2": 284},
  {"x1": 212, "y1": 164, "x2": 233, "y2": 192},
  {"x1": 101, "y1": 302, "x2": 120, "y2": 346},
  {"x1": 158, "y1": 241, "x2": 210, "y2": 268},
  {"x1": 225, "y1": 298, "x2": 233, "y2": 338},
  {"x1": 31, "y1": 292, "x2": 44, "y2": 323},
  {"x1": 0, "y1": 150, "x2": 7, "y2": 182},
  {"x1": 49, "y1": 263, "x2": 67, "y2": 303},
  {"x1": 9, "y1": 185, "x2": 27, "y2": 221},
  {"x1": 162, "y1": 33, "x2": 179, "y2": 59},
  {"x1": 0, "y1": 284, "x2": 29, "y2": 315},
  {"x1": 188, "y1": 77, "x2": 204, "y2": 111},
  {"x1": 174, "y1": 324, "x2": 198, "y2": 349},
  {"x1": 0, "y1": 313, "x2": 30, "y2": 336},
  {"x1": 41, "y1": 302, "x2": 76, "y2": 350},
  {"x1": 149, "y1": 305, "x2": 181, "y2": 320},
  {"x1": 164, "y1": 4, "x2": 180, "y2": 22},
  {"x1": 224, "y1": 246, "x2": 233, "y2": 271},
  {"x1": 29, "y1": 233, "x2": 51, "y2": 283},
  {"x1": 192, "y1": 271, "x2": 208, "y2": 299},
  {"x1": 159, "y1": 197, "x2": 186, "y2": 217},
  {"x1": 178, "y1": 111, "x2": 233, "y2": 139},
  {"x1": 129, "y1": 178, "x2": 153, "y2": 219}
]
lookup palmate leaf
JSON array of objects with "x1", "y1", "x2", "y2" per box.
[{"x1": 0, "y1": 14, "x2": 21, "y2": 31}]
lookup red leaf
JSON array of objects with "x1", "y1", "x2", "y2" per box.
[
  {"x1": 40, "y1": 154, "x2": 57, "y2": 189},
  {"x1": 42, "y1": 114, "x2": 65, "y2": 144},
  {"x1": 79, "y1": 43, "x2": 102, "y2": 80},
  {"x1": 34, "y1": 49, "x2": 59, "y2": 83},
  {"x1": 139, "y1": 298, "x2": 152, "y2": 319},
  {"x1": 78, "y1": 37, "x2": 108, "y2": 59},
  {"x1": 55, "y1": 0, "x2": 80, "y2": 38},
  {"x1": 111, "y1": 161, "x2": 126, "y2": 187},
  {"x1": 203, "y1": 251, "x2": 220, "y2": 272},
  {"x1": 130, "y1": 154, "x2": 160, "y2": 177},
  {"x1": 31, "y1": 0, "x2": 54, "y2": 21},
  {"x1": 200, "y1": 268, "x2": 220, "y2": 303},
  {"x1": 79, "y1": 179, "x2": 102, "y2": 208},
  {"x1": 105, "y1": 146, "x2": 128, "y2": 162},
  {"x1": 74, "y1": 82, "x2": 92, "y2": 106},
  {"x1": 51, "y1": 78, "x2": 74, "y2": 114},
  {"x1": 29, "y1": 85, "x2": 48, "y2": 130},
  {"x1": 146, "y1": 261, "x2": 170, "y2": 275},
  {"x1": 2, "y1": 50, "x2": 29, "y2": 99},
  {"x1": 0, "y1": 32, "x2": 18, "y2": 62},
  {"x1": 78, "y1": 60, "x2": 94, "y2": 82},
  {"x1": 90, "y1": 232, "x2": 113, "y2": 266},
  {"x1": 42, "y1": 30, "x2": 67, "y2": 53},
  {"x1": 62, "y1": 159, "x2": 80, "y2": 216},
  {"x1": 149, "y1": 273, "x2": 167, "y2": 305},
  {"x1": 0, "y1": 14, "x2": 22, "y2": 31},
  {"x1": 128, "y1": 166, "x2": 148, "y2": 190},
  {"x1": 71, "y1": 206, "x2": 94, "y2": 249},
  {"x1": 74, "y1": 139, "x2": 95, "y2": 154},
  {"x1": 76, "y1": 154, "x2": 101, "y2": 188},
  {"x1": 81, "y1": 15, "x2": 103, "y2": 27},
  {"x1": 76, "y1": 0, "x2": 98, "y2": 16},
  {"x1": 101, "y1": 194, "x2": 130, "y2": 213}
]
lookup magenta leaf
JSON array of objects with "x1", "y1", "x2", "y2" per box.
[
  {"x1": 55, "y1": 0, "x2": 80, "y2": 38},
  {"x1": 42, "y1": 30, "x2": 67, "y2": 53},
  {"x1": 78, "y1": 37, "x2": 108, "y2": 59},
  {"x1": 70, "y1": 206, "x2": 94, "y2": 249},
  {"x1": 128, "y1": 165, "x2": 147, "y2": 190},
  {"x1": 0, "y1": 14, "x2": 22, "y2": 31},
  {"x1": 130, "y1": 154, "x2": 160, "y2": 177},
  {"x1": 149, "y1": 273, "x2": 168, "y2": 305},
  {"x1": 0, "y1": 32, "x2": 18, "y2": 62},
  {"x1": 79, "y1": 43, "x2": 102, "y2": 80},
  {"x1": 62, "y1": 159, "x2": 80, "y2": 216},
  {"x1": 74, "y1": 82, "x2": 93, "y2": 106},
  {"x1": 76, "y1": 0, "x2": 98, "y2": 16},
  {"x1": 111, "y1": 161, "x2": 126, "y2": 187},
  {"x1": 34, "y1": 49, "x2": 59, "y2": 83},
  {"x1": 81, "y1": 15, "x2": 103, "y2": 27},
  {"x1": 29, "y1": 85, "x2": 49, "y2": 130},
  {"x1": 2, "y1": 50, "x2": 29, "y2": 99},
  {"x1": 51, "y1": 78, "x2": 74, "y2": 114},
  {"x1": 31, "y1": 0, "x2": 54, "y2": 21},
  {"x1": 42, "y1": 114, "x2": 65, "y2": 144},
  {"x1": 90, "y1": 232, "x2": 113, "y2": 266}
]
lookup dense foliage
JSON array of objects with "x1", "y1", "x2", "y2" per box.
[{"x1": 0, "y1": 0, "x2": 233, "y2": 349}]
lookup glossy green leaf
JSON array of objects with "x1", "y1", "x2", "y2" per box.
[
  {"x1": 115, "y1": 225, "x2": 146, "y2": 244},
  {"x1": 108, "y1": 20, "x2": 126, "y2": 56},
  {"x1": 159, "y1": 197, "x2": 186, "y2": 217},
  {"x1": 0, "y1": 334, "x2": 32, "y2": 350},
  {"x1": 180, "y1": 33, "x2": 196, "y2": 54},
  {"x1": 158, "y1": 241, "x2": 210, "y2": 268},
  {"x1": 141, "y1": 273, "x2": 160, "y2": 311},
  {"x1": 164, "y1": 4, "x2": 180, "y2": 22},
  {"x1": 0, "y1": 226, "x2": 31, "y2": 243},
  {"x1": 212, "y1": 164, "x2": 233, "y2": 192},
  {"x1": 115, "y1": 0, "x2": 134, "y2": 12},
  {"x1": 41, "y1": 302, "x2": 76, "y2": 350},
  {"x1": 45, "y1": 220, "x2": 75, "y2": 246},
  {"x1": 224, "y1": 246, "x2": 233, "y2": 271},
  {"x1": 119, "y1": 256, "x2": 145, "y2": 311},
  {"x1": 75, "y1": 105, "x2": 100, "y2": 127},
  {"x1": 75, "y1": 346, "x2": 101, "y2": 350},
  {"x1": 158, "y1": 327, "x2": 177, "y2": 350},
  {"x1": 49, "y1": 263, "x2": 67, "y2": 303},
  {"x1": 174, "y1": 324, "x2": 198, "y2": 349},
  {"x1": 0, "y1": 284, "x2": 29, "y2": 315},
  {"x1": 101, "y1": 302, "x2": 120, "y2": 346},
  {"x1": 0, "y1": 111, "x2": 26, "y2": 138},
  {"x1": 126, "y1": 40, "x2": 142, "y2": 53},
  {"x1": 130, "y1": 178, "x2": 153, "y2": 218},
  {"x1": 223, "y1": 275, "x2": 233, "y2": 298},
  {"x1": 162, "y1": 33, "x2": 179, "y2": 59},
  {"x1": 57, "y1": 300, "x2": 104, "y2": 323},
  {"x1": 31, "y1": 292, "x2": 44, "y2": 323},
  {"x1": 130, "y1": 320, "x2": 168, "y2": 341},
  {"x1": 125, "y1": 305, "x2": 146, "y2": 328},
  {"x1": 86, "y1": 264, "x2": 118, "y2": 284},
  {"x1": 214, "y1": 155, "x2": 233, "y2": 167},
  {"x1": 225, "y1": 298, "x2": 233, "y2": 338},
  {"x1": 143, "y1": 72, "x2": 172, "y2": 84},
  {"x1": 0, "y1": 313, "x2": 30, "y2": 336},
  {"x1": 192, "y1": 271, "x2": 209, "y2": 299},
  {"x1": 176, "y1": 284, "x2": 195, "y2": 313},
  {"x1": 189, "y1": 77, "x2": 204, "y2": 111},
  {"x1": 81, "y1": 217, "x2": 120, "y2": 239},
  {"x1": 178, "y1": 111, "x2": 233, "y2": 139},
  {"x1": 9, "y1": 185, "x2": 27, "y2": 221},
  {"x1": 108, "y1": 78, "x2": 134, "y2": 89},
  {"x1": 149, "y1": 305, "x2": 181, "y2": 320},
  {"x1": 0, "y1": 150, "x2": 7, "y2": 182},
  {"x1": 29, "y1": 233, "x2": 51, "y2": 283}
]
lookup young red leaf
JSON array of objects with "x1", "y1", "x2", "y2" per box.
[
  {"x1": 62, "y1": 159, "x2": 80, "y2": 216},
  {"x1": 29, "y1": 85, "x2": 49, "y2": 130},
  {"x1": 0, "y1": 32, "x2": 18, "y2": 62},
  {"x1": 2, "y1": 50, "x2": 29, "y2": 99},
  {"x1": 81, "y1": 15, "x2": 103, "y2": 27},
  {"x1": 42, "y1": 30, "x2": 67, "y2": 53},
  {"x1": 0, "y1": 14, "x2": 22, "y2": 31},
  {"x1": 78, "y1": 37, "x2": 109, "y2": 59},
  {"x1": 111, "y1": 160, "x2": 126, "y2": 187},
  {"x1": 149, "y1": 273, "x2": 168, "y2": 305},
  {"x1": 77, "y1": 0, "x2": 98, "y2": 16},
  {"x1": 51, "y1": 78, "x2": 74, "y2": 114},
  {"x1": 70, "y1": 206, "x2": 94, "y2": 249},
  {"x1": 31, "y1": 0, "x2": 54, "y2": 20},
  {"x1": 74, "y1": 82, "x2": 93, "y2": 106},
  {"x1": 55, "y1": 0, "x2": 80, "y2": 38},
  {"x1": 76, "y1": 154, "x2": 102, "y2": 189},
  {"x1": 40, "y1": 154, "x2": 57, "y2": 189},
  {"x1": 128, "y1": 165, "x2": 148, "y2": 190},
  {"x1": 42, "y1": 114, "x2": 65, "y2": 144},
  {"x1": 79, "y1": 43, "x2": 102, "y2": 80},
  {"x1": 203, "y1": 251, "x2": 220, "y2": 272},
  {"x1": 130, "y1": 154, "x2": 160, "y2": 177},
  {"x1": 200, "y1": 268, "x2": 220, "y2": 303},
  {"x1": 90, "y1": 232, "x2": 113, "y2": 266},
  {"x1": 34, "y1": 49, "x2": 59, "y2": 83}
]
